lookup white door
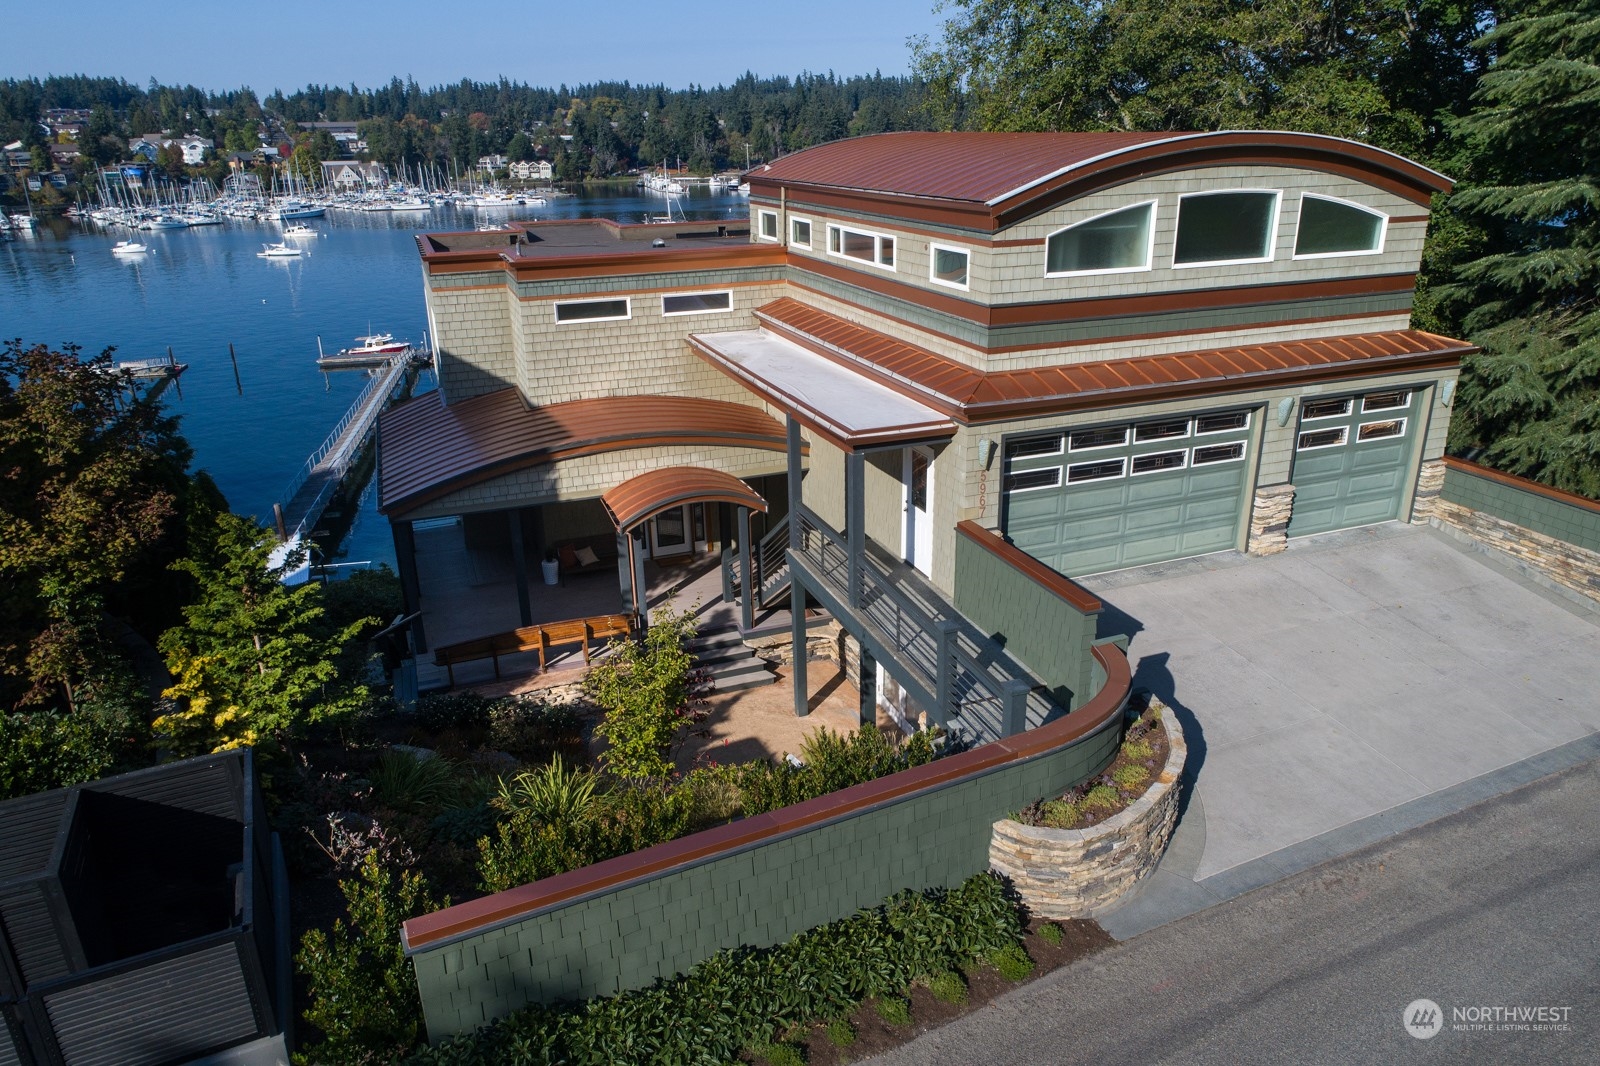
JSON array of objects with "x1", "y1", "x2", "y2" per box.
[
  {"x1": 648, "y1": 505, "x2": 692, "y2": 557},
  {"x1": 903, "y1": 446, "x2": 934, "y2": 577}
]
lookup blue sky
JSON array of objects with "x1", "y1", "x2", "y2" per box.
[{"x1": 4, "y1": 0, "x2": 948, "y2": 95}]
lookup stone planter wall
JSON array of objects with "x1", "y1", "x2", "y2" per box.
[
  {"x1": 1431, "y1": 500, "x2": 1600, "y2": 606},
  {"x1": 989, "y1": 699, "x2": 1187, "y2": 919}
]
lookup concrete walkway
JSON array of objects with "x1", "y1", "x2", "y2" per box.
[{"x1": 1084, "y1": 522, "x2": 1600, "y2": 937}]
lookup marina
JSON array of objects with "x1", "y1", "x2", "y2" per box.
[{"x1": 0, "y1": 184, "x2": 751, "y2": 569}]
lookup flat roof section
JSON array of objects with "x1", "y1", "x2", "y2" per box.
[
  {"x1": 418, "y1": 218, "x2": 751, "y2": 260},
  {"x1": 688, "y1": 328, "x2": 958, "y2": 449}
]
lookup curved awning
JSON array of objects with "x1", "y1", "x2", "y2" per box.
[
  {"x1": 378, "y1": 390, "x2": 789, "y2": 516},
  {"x1": 602, "y1": 467, "x2": 768, "y2": 531}
]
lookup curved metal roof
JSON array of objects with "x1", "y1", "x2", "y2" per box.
[
  {"x1": 378, "y1": 391, "x2": 788, "y2": 517},
  {"x1": 601, "y1": 466, "x2": 768, "y2": 531}
]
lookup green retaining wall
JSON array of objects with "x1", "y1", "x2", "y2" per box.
[
  {"x1": 408, "y1": 720, "x2": 1122, "y2": 1042},
  {"x1": 952, "y1": 532, "x2": 1100, "y2": 711},
  {"x1": 1441, "y1": 464, "x2": 1600, "y2": 554}
]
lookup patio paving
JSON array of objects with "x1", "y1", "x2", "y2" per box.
[{"x1": 1084, "y1": 521, "x2": 1600, "y2": 937}]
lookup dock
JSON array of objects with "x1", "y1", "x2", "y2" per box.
[
  {"x1": 316, "y1": 345, "x2": 425, "y2": 371},
  {"x1": 275, "y1": 352, "x2": 415, "y2": 544}
]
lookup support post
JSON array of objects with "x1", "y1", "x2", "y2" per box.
[
  {"x1": 791, "y1": 570, "x2": 809, "y2": 718},
  {"x1": 508, "y1": 509, "x2": 532, "y2": 627},
  {"x1": 1001, "y1": 679, "x2": 1031, "y2": 737},
  {"x1": 846, "y1": 450, "x2": 864, "y2": 609},
  {"x1": 632, "y1": 528, "x2": 649, "y2": 631},
  {"x1": 858, "y1": 643, "x2": 876, "y2": 727},
  {"x1": 391, "y1": 519, "x2": 427, "y2": 653},
  {"x1": 738, "y1": 505, "x2": 755, "y2": 631},
  {"x1": 720, "y1": 546, "x2": 735, "y2": 603},
  {"x1": 787, "y1": 417, "x2": 804, "y2": 552},
  {"x1": 933, "y1": 620, "x2": 959, "y2": 729}
]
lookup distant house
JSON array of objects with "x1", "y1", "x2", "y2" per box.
[
  {"x1": 509, "y1": 160, "x2": 553, "y2": 182},
  {"x1": 477, "y1": 154, "x2": 508, "y2": 170},
  {"x1": 321, "y1": 158, "x2": 388, "y2": 188},
  {"x1": 128, "y1": 134, "x2": 164, "y2": 162},
  {"x1": 47, "y1": 143, "x2": 80, "y2": 167},
  {"x1": 178, "y1": 135, "x2": 213, "y2": 165},
  {"x1": 301, "y1": 120, "x2": 366, "y2": 152}
]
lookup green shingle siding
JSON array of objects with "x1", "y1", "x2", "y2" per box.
[{"x1": 1441, "y1": 467, "x2": 1600, "y2": 553}]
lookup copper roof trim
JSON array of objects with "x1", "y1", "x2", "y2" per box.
[
  {"x1": 602, "y1": 467, "x2": 769, "y2": 531},
  {"x1": 378, "y1": 391, "x2": 789, "y2": 517}
]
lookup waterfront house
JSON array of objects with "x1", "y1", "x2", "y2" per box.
[{"x1": 379, "y1": 130, "x2": 1469, "y2": 743}]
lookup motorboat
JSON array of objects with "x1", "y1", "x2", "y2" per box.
[
  {"x1": 111, "y1": 239, "x2": 148, "y2": 255},
  {"x1": 281, "y1": 223, "x2": 318, "y2": 238},
  {"x1": 257, "y1": 242, "x2": 302, "y2": 258}
]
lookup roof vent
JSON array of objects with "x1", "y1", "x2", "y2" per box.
[{"x1": 652, "y1": 238, "x2": 667, "y2": 248}]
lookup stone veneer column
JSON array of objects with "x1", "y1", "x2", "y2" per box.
[
  {"x1": 1247, "y1": 483, "x2": 1296, "y2": 556},
  {"x1": 1410, "y1": 458, "x2": 1446, "y2": 524}
]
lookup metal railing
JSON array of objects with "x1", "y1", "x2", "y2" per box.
[
  {"x1": 792, "y1": 505, "x2": 1059, "y2": 741},
  {"x1": 277, "y1": 353, "x2": 412, "y2": 511},
  {"x1": 723, "y1": 515, "x2": 795, "y2": 607}
]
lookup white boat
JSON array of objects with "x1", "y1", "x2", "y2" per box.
[
  {"x1": 142, "y1": 214, "x2": 189, "y2": 230},
  {"x1": 257, "y1": 242, "x2": 302, "y2": 258},
  {"x1": 111, "y1": 239, "x2": 148, "y2": 256},
  {"x1": 281, "y1": 223, "x2": 318, "y2": 238},
  {"x1": 8, "y1": 214, "x2": 36, "y2": 231},
  {"x1": 315, "y1": 331, "x2": 413, "y2": 368}
]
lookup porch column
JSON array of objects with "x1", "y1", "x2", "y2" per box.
[
  {"x1": 737, "y1": 505, "x2": 755, "y2": 631},
  {"x1": 507, "y1": 509, "x2": 532, "y2": 627},
  {"x1": 391, "y1": 519, "x2": 427, "y2": 653},
  {"x1": 787, "y1": 417, "x2": 804, "y2": 551},
  {"x1": 857, "y1": 644, "x2": 876, "y2": 727},
  {"x1": 791, "y1": 569, "x2": 809, "y2": 718},
  {"x1": 632, "y1": 527, "x2": 649, "y2": 630},
  {"x1": 845, "y1": 449, "x2": 865, "y2": 609},
  {"x1": 616, "y1": 530, "x2": 633, "y2": 615}
]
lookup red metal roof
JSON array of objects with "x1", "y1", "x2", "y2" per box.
[
  {"x1": 756, "y1": 298, "x2": 1474, "y2": 420},
  {"x1": 378, "y1": 391, "x2": 788, "y2": 517},
  {"x1": 601, "y1": 467, "x2": 768, "y2": 531}
]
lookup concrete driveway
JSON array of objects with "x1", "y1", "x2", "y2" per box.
[{"x1": 1082, "y1": 522, "x2": 1600, "y2": 936}]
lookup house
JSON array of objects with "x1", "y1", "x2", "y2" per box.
[
  {"x1": 477, "y1": 153, "x2": 508, "y2": 170},
  {"x1": 320, "y1": 158, "x2": 387, "y2": 189},
  {"x1": 510, "y1": 159, "x2": 553, "y2": 181},
  {"x1": 380, "y1": 130, "x2": 1469, "y2": 742},
  {"x1": 178, "y1": 135, "x2": 213, "y2": 164},
  {"x1": 128, "y1": 133, "x2": 165, "y2": 161},
  {"x1": 300, "y1": 119, "x2": 365, "y2": 152}
]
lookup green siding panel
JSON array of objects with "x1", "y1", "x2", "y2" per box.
[{"x1": 1440, "y1": 467, "x2": 1600, "y2": 553}]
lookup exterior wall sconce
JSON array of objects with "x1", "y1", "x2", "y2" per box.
[
  {"x1": 1277, "y1": 397, "x2": 1296, "y2": 427},
  {"x1": 978, "y1": 437, "x2": 996, "y2": 468},
  {"x1": 1440, "y1": 380, "x2": 1456, "y2": 407}
]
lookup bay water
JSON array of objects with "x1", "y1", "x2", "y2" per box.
[{"x1": 0, "y1": 185, "x2": 750, "y2": 568}]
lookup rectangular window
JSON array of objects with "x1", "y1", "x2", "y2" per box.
[
  {"x1": 1174, "y1": 190, "x2": 1280, "y2": 267},
  {"x1": 1004, "y1": 468, "x2": 1062, "y2": 492},
  {"x1": 1357, "y1": 418, "x2": 1406, "y2": 442},
  {"x1": 1046, "y1": 201, "x2": 1156, "y2": 275},
  {"x1": 1134, "y1": 418, "x2": 1190, "y2": 442},
  {"x1": 790, "y1": 218, "x2": 811, "y2": 248},
  {"x1": 554, "y1": 297, "x2": 630, "y2": 323},
  {"x1": 1067, "y1": 458, "x2": 1127, "y2": 483},
  {"x1": 661, "y1": 291, "x2": 733, "y2": 316},
  {"x1": 1298, "y1": 427, "x2": 1348, "y2": 450},
  {"x1": 1195, "y1": 411, "x2": 1250, "y2": 435},
  {"x1": 1362, "y1": 390, "x2": 1410, "y2": 413},
  {"x1": 1068, "y1": 426, "x2": 1128, "y2": 451},
  {"x1": 758, "y1": 210, "x2": 778, "y2": 241},
  {"x1": 1301, "y1": 398, "x2": 1352, "y2": 420},
  {"x1": 827, "y1": 224, "x2": 896, "y2": 269},
  {"x1": 1131, "y1": 451, "x2": 1187, "y2": 475},
  {"x1": 1192, "y1": 442, "x2": 1245, "y2": 465},
  {"x1": 931, "y1": 244, "x2": 969, "y2": 288},
  {"x1": 1006, "y1": 434, "x2": 1064, "y2": 459}
]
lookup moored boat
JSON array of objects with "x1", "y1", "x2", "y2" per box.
[
  {"x1": 257, "y1": 242, "x2": 302, "y2": 258},
  {"x1": 111, "y1": 239, "x2": 148, "y2": 256}
]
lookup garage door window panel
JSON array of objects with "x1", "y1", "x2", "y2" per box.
[
  {"x1": 1195, "y1": 411, "x2": 1250, "y2": 435},
  {"x1": 1357, "y1": 418, "x2": 1406, "y2": 442},
  {"x1": 1301, "y1": 398, "x2": 1352, "y2": 420},
  {"x1": 1193, "y1": 442, "x2": 1245, "y2": 465},
  {"x1": 1004, "y1": 468, "x2": 1062, "y2": 492},
  {"x1": 1067, "y1": 458, "x2": 1126, "y2": 483},
  {"x1": 1069, "y1": 426, "x2": 1128, "y2": 452},
  {"x1": 1135, "y1": 418, "x2": 1190, "y2": 442},
  {"x1": 1298, "y1": 427, "x2": 1348, "y2": 450},
  {"x1": 1362, "y1": 390, "x2": 1411, "y2": 413},
  {"x1": 1131, "y1": 450, "x2": 1187, "y2": 476}
]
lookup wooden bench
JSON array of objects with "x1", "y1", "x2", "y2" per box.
[{"x1": 431, "y1": 613, "x2": 634, "y2": 686}]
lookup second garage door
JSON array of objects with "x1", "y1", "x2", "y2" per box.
[
  {"x1": 1003, "y1": 409, "x2": 1254, "y2": 577},
  {"x1": 1288, "y1": 387, "x2": 1419, "y2": 538}
]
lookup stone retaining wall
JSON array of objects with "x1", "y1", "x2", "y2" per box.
[
  {"x1": 1431, "y1": 500, "x2": 1600, "y2": 606},
  {"x1": 1247, "y1": 484, "x2": 1295, "y2": 556},
  {"x1": 989, "y1": 699, "x2": 1187, "y2": 919}
]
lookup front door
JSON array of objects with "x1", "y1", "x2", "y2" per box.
[
  {"x1": 903, "y1": 446, "x2": 934, "y2": 577},
  {"x1": 649, "y1": 505, "x2": 692, "y2": 557}
]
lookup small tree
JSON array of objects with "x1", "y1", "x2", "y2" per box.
[
  {"x1": 156, "y1": 512, "x2": 373, "y2": 753},
  {"x1": 585, "y1": 606, "x2": 703, "y2": 779}
]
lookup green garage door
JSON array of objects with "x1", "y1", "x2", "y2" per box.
[
  {"x1": 1002, "y1": 409, "x2": 1254, "y2": 577},
  {"x1": 1288, "y1": 387, "x2": 1418, "y2": 538}
]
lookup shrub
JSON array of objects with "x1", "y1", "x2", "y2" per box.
[
  {"x1": 429, "y1": 802, "x2": 499, "y2": 848},
  {"x1": 0, "y1": 702, "x2": 143, "y2": 800},
  {"x1": 370, "y1": 749, "x2": 461, "y2": 815},
  {"x1": 990, "y1": 943, "x2": 1035, "y2": 982},
  {"x1": 824, "y1": 1016, "x2": 856, "y2": 1047},
  {"x1": 496, "y1": 756, "x2": 598, "y2": 825},
  {"x1": 873, "y1": 996, "x2": 911, "y2": 1026},
  {"x1": 586, "y1": 606, "x2": 703, "y2": 779},
  {"x1": 487, "y1": 699, "x2": 584, "y2": 764},
  {"x1": 415, "y1": 690, "x2": 493, "y2": 733},
  {"x1": 736, "y1": 725, "x2": 947, "y2": 817},
  {"x1": 755, "y1": 1042, "x2": 806, "y2": 1066},
  {"x1": 1036, "y1": 922, "x2": 1064, "y2": 946},
  {"x1": 297, "y1": 853, "x2": 444, "y2": 1065},
  {"x1": 925, "y1": 970, "x2": 968, "y2": 1005},
  {"x1": 1112, "y1": 763, "x2": 1149, "y2": 790},
  {"x1": 1081, "y1": 784, "x2": 1119, "y2": 812}
]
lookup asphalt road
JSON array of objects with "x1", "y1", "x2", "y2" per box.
[{"x1": 868, "y1": 759, "x2": 1600, "y2": 1065}]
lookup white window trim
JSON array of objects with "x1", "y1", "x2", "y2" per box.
[
  {"x1": 789, "y1": 216, "x2": 812, "y2": 249},
  {"x1": 1356, "y1": 416, "x2": 1408, "y2": 442},
  {"x1": 1300, "y1": 398, "x2": 1353, "y2": 421},
  {"x1": 1362, "y1": 389, "x2": 1411, "y2": 413},
  {"x1": 757, "y1": 208, "x2": 779, "y2": 242},
  {"x1": 1067, "y1": 457, "x2": 1128, "y2": 483},
  {"x1": 1193, "y1": 410, "x2": 1252, "y2": 436},
  {"x1": 929, "y1": 241, "x2": 971, "y2": 291},
  {"x1": 1297, "y1": 427, "x2": 1349, "y2": 451},
  {"x1": 1191, "y1": 442, "x2": 1247, "y2": 466},
  {"x1": 1134, "y1": 418, "x2": 1192, "y2": 444},
  {"x1": 1067, "y1": 426, "x2": 1130, "y2": 453},
  {"x1": 661, "y1": 290, "x2": 734, "y2": 317},
  {"x1": 1004, "y1": 467, "x2": 1063, "y2": 493},
  {"x1": 1044, "y1": 199, "x2": 1158, "y2": 278},
  {"x1": 1172, "y1": 189, "x2": 1282, "y2": 269},
  {"x1": 553, "y1": 296, "x2": 631, "y2": 323},
  {"x1": 1130, "y1": 450, "x2": 1189, "y2": 477},
  {"x1": 826, "y1": 222, "x2": 897, "y2": 271},
  {"x1": 1292, "y1": 193, "x2": 1389, "y2": 260}
]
